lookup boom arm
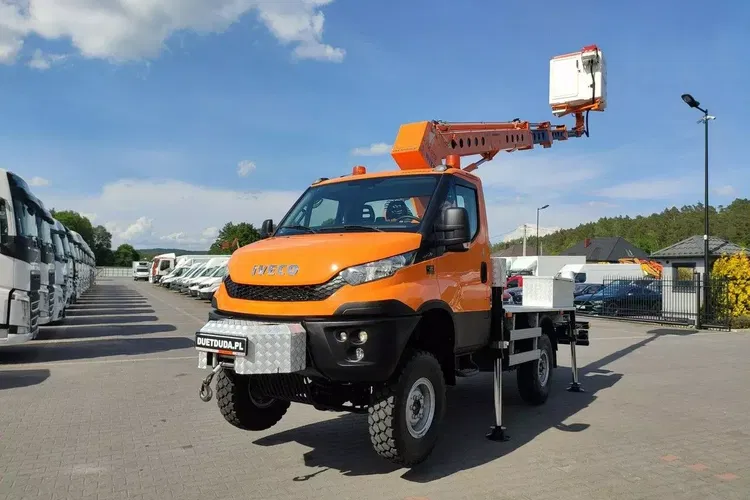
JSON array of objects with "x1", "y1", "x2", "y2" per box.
[{"x1": 391, "y1": 45, "x2": 606, "y2": 172}]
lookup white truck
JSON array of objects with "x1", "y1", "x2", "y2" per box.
[
  {"x1": 50, "y1": 219, "x2": 70, "y2": 322},
  {"x1": 36, "y1": 204, "x2": 57, "y2": 326},
  {"x1": 0, "y1": 169, "x2": 43, "y2": 346},
  {"x1": 132, "y1": 260, "x2": 151, "y2": 281}
]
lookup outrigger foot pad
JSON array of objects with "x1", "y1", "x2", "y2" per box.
[
  {"x1": 486, "y1": 425, "x2": 510, "y2": 442},
  {"x1": 567, "y1": 382, "x2": 585, "y2": 393}
]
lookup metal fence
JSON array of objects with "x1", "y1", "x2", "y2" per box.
[
  {"x1": 96, "y1": 267, "x2": 132, "y2": 278},
  {"x1": 576, "y1": 274, "x2": 749, "y2": 331}
]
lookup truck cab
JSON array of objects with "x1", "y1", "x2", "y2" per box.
[
  {"x1": 0, "y1": 169, "x2": 43, "y2": 346},
  {"x1": 36, "y1": 205, "x2": 56, "y2": 326},
  {"x1": 50, "y1": 219, "x2": 69, "y2": 322},
  {"x1": 132, "y1": 261, "x2": 150, "y2": 281}
]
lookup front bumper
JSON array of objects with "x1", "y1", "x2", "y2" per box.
[{"x1": 196, "y1": 306, "x2": 419, "y2": 383}]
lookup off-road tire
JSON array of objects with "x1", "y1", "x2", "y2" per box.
[
  {"x1": 368, "y1": 350, "x2": 446, "y2": 466},
  {"x1": 216, "y1": 370, "x2": 290, "y2": 431},
  {"x1": 517, "y1": 334, "x2": 553, "y2": 405}
]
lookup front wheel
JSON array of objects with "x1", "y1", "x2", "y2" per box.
[
  {"x1": 368, "y1": 350, "x2": 446, "y2": 466},
  {"x1": 215, "y1": 370, "x2": 290, "y2": 431}
]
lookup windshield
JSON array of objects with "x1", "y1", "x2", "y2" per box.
[
  {"x1": 51, "y1": 232, "x2": 66, "y2": 261},
  {"x1": 211, "y1": 265, "x2": 228, "y2": 278},
  {"x1": 276, "y1": 174, "x2": 440, "y2": 236},
  {"x1": 184, "y1": 265, "x2": 205, "y2": 278}
]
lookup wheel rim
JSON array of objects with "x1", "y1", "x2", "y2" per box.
[
  {"x1": 538, "y1": 350, "x2": 550, "y2": 387},
  {"x1": 248, "y1": 388, "x2": 275, "y2": 408},
  {"x1": 405, "y1": 377, "x2": 436, "y2": 439}
]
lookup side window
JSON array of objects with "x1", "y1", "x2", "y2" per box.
[
  {"x1": 454, "y1": 184, "x2": 479, "y2": 240},
  {"x1": 309, "y1": 198, "x2": 339, "y2": 227},
  {"x1": 0, "y1": 199, "x2": 8, "y2": 243},
  {"x1": 160, "y1": 260, "x2": 171, "y2": 271},
  {"x1": 575, "y1": 272, "x2": 586, "y2": 283}
]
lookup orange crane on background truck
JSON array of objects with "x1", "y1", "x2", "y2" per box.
[{"x1": 193, "y1": 45, "x2": 607, "y2": 467}]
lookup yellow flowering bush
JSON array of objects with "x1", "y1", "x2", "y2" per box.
[{"x1": 712, "y1": 251, "x2": 750, "y2": 325}]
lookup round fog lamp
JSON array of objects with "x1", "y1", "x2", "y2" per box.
[
  {"x1": 336, "y1": 331, "x2": 348, "y2": 342},
  {"x1": 354, "y1": 347, "x2": 365, "y2": 361},
  {"x1": 355, "y1": 330, "x2": 368, "y2": 344}
]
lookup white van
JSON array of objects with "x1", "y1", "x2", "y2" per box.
[
  {"x1": 558, "y1": 263, "x2": 646, "y2": 284},
  {"x1": 132, "y1": 261, "x2": 151, "y2": 281}
]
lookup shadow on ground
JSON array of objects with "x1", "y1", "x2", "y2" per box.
[
  {"x1": 254, "y1": 335, "x2": 662, "y2": 482},
  {"x1": 0, "y1": 336, "x2": 194, "y2": 364},
  {"x1": 64, "y1": 308, "x2": 156, "y2": 317},
  {"x1": 0, "y1": 369, "x2": 51, "y2": 390}
]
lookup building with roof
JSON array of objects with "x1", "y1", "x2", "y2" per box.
[
  {"x1": 651, "y1": 235, "x2": 745, "y2": 278},
  {"x1": 559, "y1": 237, "x2": 649, "y2": 263}
]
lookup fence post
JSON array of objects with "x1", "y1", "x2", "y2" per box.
[{"x1": 694, "y1": 272, "x2": 702, "y2": 329}]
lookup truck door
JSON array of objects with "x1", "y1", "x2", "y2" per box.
[{"x1": 434, "y1": 176, "x2": 491, "y2": 352}]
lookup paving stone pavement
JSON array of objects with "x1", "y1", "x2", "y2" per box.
[{"x1": 1, "y1": 278, "x2": 749, "y2": 500}]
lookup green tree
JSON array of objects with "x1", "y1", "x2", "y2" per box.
[
  {"x1": 209, "y1": 222, "x2": 261, "y2": 255},
  {"x1": 50, "y1": 209, "x2": 95, "y2": 248},
  {"x1": 92, "y1": 225, "x2": 114, "y2": 266},
  {"x1": 113, "y1": 243, "x2": 141, "y2": 267},
  {"x1": 491, "y1": 198, "x2": 750, "y2": 256}
]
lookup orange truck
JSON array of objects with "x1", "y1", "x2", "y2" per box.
[{"x1": 194, "y1": 45, "x2": 607, "y2": 466}]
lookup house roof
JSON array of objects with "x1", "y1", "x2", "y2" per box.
[
  {"x1": 559, "y1": 237, "x2": 649, "y2": 262},
  {"x1": 651, "y1": 236, "x2": 745, "y2": 258},
  {"x1": 491, "y1": 243, "x2": 537, "y2": 258}
]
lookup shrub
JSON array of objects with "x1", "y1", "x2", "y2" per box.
[{"x1": 712, "y1": 251, "x2": 750, "y2": 319}]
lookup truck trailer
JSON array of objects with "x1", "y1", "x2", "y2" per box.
[{"x1": 193, "y1": 45, "x2": 606, "y2": 466}]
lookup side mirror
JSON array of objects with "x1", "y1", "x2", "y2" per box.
[
  {"x1": 435, "y1": 207, "x2": 470, "y2": 252},
  {"x1": 260, "y1": 219, "x2": 274, "y2": 239}
]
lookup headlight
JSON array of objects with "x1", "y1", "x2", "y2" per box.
[{"x1": 339, "y1": 251, "x2": 416, "y2": 286}]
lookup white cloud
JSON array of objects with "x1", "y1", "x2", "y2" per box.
[
  {"x1": 27, "y1": 49, "x2": 68, "y2": 70},
  {"x1": 351, "y1": 143, "x2": 393, "y2": 156},
  {"x1": 28, "y1": 176, "x2": 50, "y2": 187},
  {"x1": 43, "y1": 178, "x2": 300, "y2": 249},
  {"x1": 712, "y1": 184, "x2": 735, "y2": 197},
  {"x1": 236, "y1": 160, "x2": 256, "y2": 177},
  {"x1": 0, "y1": 0, "x2": 344, "y2": 65}
]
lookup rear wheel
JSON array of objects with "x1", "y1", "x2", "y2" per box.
[
  {"x1": 216, "y1": 370, "x2": 290, "y2": 431},
  {"x1": 368, "y1": 350, "x2": 446, "y2": 466},
  {"x1": 517, "y1": 334, "x2": 553, "y2": 405}
]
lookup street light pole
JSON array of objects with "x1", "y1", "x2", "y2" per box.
[
  {"x1": 681, "y1": 93, "x2": 715, "y2": 309},
  {"x1": 536, "y1": 204, "x2": 549, "y2": 257}
]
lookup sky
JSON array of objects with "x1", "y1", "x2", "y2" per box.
[{"x1": 0, "y1": 0, "x2": 748, "y2": 250}]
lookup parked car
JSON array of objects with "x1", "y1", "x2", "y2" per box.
[
  {"x1": 574, "y1": 283, "x2": 604, "y2": 297},
  {"x1": 575, "y1": 282, "x2": 662, "y2": 316}
]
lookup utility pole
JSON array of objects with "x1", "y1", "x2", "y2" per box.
[
  {"x1": 536, "y1": 205, "x2": 549, "y2": 257},
  {"x1": 681, "y1": 93, "x2": 715, "y2": 311},
  {"x1": 522, "y1": 224, "x2": 527, "y2": 256}
]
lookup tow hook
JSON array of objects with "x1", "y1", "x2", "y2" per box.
[{"x1": 199, "y1": 364, "x2": 224, "y2": 402}]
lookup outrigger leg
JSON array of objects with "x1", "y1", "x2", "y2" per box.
[
  {"x1": 199, "y1": 363, "x2": 223, "y2": 402},
  {"x1": 567, "y1": 318, "x2": 587, "y2": 393},
  {"x1": 486, "y1": 342, "x2": 510, "y2": 442}
]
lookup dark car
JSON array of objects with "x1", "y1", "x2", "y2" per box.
[
  {"x1": 574, "y1": 283, "x2": 605, "y2": 297},
  {"x1": 576, "y1": 283, "x2": 662, "y2": 316},
  {"x1": 506, "y1": 287, "x2": 523, "y2": 305}
]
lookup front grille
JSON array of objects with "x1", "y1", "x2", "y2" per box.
[{"x1": 223, "y1": 275, "x2": 346, "y2": 302}]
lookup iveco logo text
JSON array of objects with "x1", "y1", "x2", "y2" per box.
[
  {"x1": 196, "y1": 337, "x2": 244, "y2": 351},
  {"x1": 252, "y1": 264, "x2": 299, "y2": 276}
]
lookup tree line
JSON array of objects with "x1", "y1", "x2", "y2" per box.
[
  {"x1": 50, "y1": 210, "x2": 142, "y2": 266},
  {"x1": 491, "y1": 198, "x2": 750, "y2": 256}
]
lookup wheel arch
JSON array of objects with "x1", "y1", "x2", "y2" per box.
[{"x1": 407, "y1": 301, "x2": 457, "y2": 385}]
